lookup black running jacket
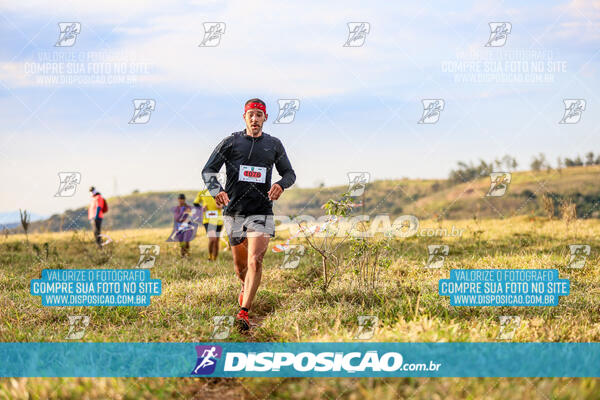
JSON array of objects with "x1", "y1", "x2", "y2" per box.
[{"x1": 202, "y1": 130, "x2": 296, "y2": 216}]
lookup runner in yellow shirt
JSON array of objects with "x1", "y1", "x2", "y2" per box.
[{"x1": 193, "y1": 189, "x2": 226, "y2": 260}]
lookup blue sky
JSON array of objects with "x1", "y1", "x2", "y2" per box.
[{"x1": 1, "y1": 0, "x2": 599, "y2": 216}]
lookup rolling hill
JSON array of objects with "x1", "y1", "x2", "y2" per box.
[{"x1": 18, "y1": 165, "x2": 600, "y2": 234}]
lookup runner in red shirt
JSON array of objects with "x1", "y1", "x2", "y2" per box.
[{"x1": 88, "y1": 186, "x2": 105, "y2": 248}]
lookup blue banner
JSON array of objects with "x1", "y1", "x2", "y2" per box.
[
  {"x1": 30, "y1": 269, "x2": 161, "y2": 306},
  {"x1": 1, "y1": 342, "x2": 599, "y2": 377},
  {"x1": 439, "y1": 269, "x2": 570, "y2": 306}
]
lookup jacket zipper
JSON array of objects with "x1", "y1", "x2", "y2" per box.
[{"x1": 247, "y1": 136, "x2": 255, "y2": 161}]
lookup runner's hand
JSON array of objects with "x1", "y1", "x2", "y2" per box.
[
  {"x1": 268, "y1": 183, "x2": 283, "y2": 200},
  {"x1": 215, "y1": 191, "x2": 229, "y2": 207}
]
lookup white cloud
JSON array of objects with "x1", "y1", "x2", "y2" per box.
[
  {"x1": 1, "y1": 0, "x2": 178, "y2": 24},
  {"x1": 550, "y1": 0, "x2": 600, "y2": 43},
  {"x1": 0, "y1": 1, "x2": 433, "y2": 97}
]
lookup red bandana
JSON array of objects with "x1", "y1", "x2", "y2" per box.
[{"x1": 244, "y1": 102, "x2": 267, "y2": 118}]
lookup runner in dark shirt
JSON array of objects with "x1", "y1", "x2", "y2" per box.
[
  {"x1": 202, "y1": 129, "x2": 295, "y2": 216},
  {"x1": 202, "y1": 98, "x2": 296, "y2": 331}
]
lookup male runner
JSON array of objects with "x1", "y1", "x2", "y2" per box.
[{"x1": 202, "y1": 98, "x2": 296, "y2": 331}]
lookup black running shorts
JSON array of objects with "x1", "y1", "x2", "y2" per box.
[{"x1": 223, "y1": 215, "x2": 275, "y2": 246}]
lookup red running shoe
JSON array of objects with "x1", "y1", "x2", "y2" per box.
[{"x1": 236, "y1": 309, "x2": 250, "y2": 331}]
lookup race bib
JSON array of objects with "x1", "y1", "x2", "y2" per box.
[
  {"x1": 239, "y1": 165, "x2": 266, "y2": 183},
  {"x1": 205, "y1": 210, "x2": 218, "y2": 219}
]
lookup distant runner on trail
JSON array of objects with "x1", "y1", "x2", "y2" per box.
[
  {"x1": 173, "y1": 194, "x2": 193, "y2": 257},
  {"x1": 202, "y1": 98, "x2": 296, "y2": 331},
  {"x1": 87, "y1": 186, "x2": 106, "y2": 248},
  {"x1": 193, "y1": 189, "x2": 224, "y2": 261}
]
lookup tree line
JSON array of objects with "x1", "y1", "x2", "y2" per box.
[
  {"x1": 531, "y1": 151, "x2": 600, "y2": 172},
  {"x1": 449, "y1": 151, "x2": 599, "y2": 183}
]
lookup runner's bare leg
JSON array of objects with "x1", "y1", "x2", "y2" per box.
[
  {"x1": 209, "y1": 237, "x2": 219, "y2": 259},
  {"x1": 232, "y1": 239, "x2": 248, "y2": 285},
  {"x1": 242, "y1": 234, "x2": 270, "y2": 309}
]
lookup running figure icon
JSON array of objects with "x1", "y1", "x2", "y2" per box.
[{"x1": 192, "y1": 346, "x2": 219, "y2": 375}]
